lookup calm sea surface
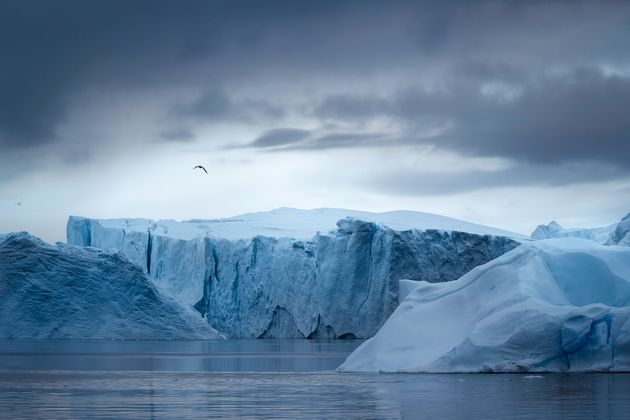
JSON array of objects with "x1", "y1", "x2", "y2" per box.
[{"x1": 1, "y1": 339, "x2": 629, "y2": 419}]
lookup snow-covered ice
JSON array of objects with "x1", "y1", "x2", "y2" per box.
[
  {"x1": 0, "y1": 232, "x2": 222, "y2": 340},
  {"x1": 399, "y1": 279, "x2": 424, "y2": 304},
  {"x1": 338, "y1": 238, "x2": 630, "y2": 373},
  {"x1": 68, "y1": 207, "x2": 523, "y2": 243},
  {"x1": 531, "y1": 213, "x2": 630, "y2": 245},
  {"x1": 67, "y1": 208, "x2": 520, "y2": 338},
  {"x1": 531, "y1": 220, "x2": 617, "y2": 243}
]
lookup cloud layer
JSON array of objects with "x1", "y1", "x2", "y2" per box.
[{"x1": 1, "y1": 0, "x2": 630, "y2": 240}]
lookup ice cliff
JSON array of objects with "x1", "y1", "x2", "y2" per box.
[
  {"x1": 606, "y1": 213, "x2": 630, "y2": 246},
  {"x1": 0, "y1": 232, "x2": 222, "y2": 340},
  {"x1": 66, "y1": 208, "x2": 520, "y2": 338},
  {"x1": 338, "y1": 238, "x2": 630, "y2": 373}
]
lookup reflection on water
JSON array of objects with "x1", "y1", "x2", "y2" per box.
[
  {"x1": 1, "y1": 340, "x2": 630, "y2": 419},
  {"x1": 0, "y1": 339, "x2": 358, "y2": 373}
]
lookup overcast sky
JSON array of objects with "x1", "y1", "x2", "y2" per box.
[{"x1": 1, "y1": 0, "x2": 629, "y2": 242}]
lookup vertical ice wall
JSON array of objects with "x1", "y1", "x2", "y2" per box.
[
  {"x1": 67, "y1": 216, "x2": 519, "y2": 338},
  {"x1": 606, "y1": 213, "x2": 630, "y2": 246}
]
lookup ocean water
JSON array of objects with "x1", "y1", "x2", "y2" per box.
[{"x1": 1, "y1": 340, "x2": 629, "y2": 419}]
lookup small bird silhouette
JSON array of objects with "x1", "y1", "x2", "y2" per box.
[
  {"x1": 193, "y1": 165, "x2": 208, "y2": 174},
  {"x1": 15, "y1": 201, "x2": 22, "y2": 206}
]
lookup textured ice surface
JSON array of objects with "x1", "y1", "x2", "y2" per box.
[
  {"x1": 607, "y1": 213, "x2": 630, "y2": 246},
  {"x1": 531, "y1": 220, "x2": 617, "y2": 243},
  {"x1": 68, "y1": 207, "x2": 523, "y2": 243},
  {"x1": 0, "y1": 232, "x2": 222, "y2": 339},
  {"x1": 67, "y1": 209, "x2": 520, "y2": 338},
  {"x1": 339, "y1": 238, "x2": 630, "y2": 373},
  {"x1": 531, "y1": 213, "x2": 630, "y2": 246}
]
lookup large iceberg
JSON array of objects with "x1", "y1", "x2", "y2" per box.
[
  {"x1": 67, "y1": 208, "x2": 520, "y2": 338},
  {"x1": 338, "y1": 238, "x2": 630, "y2": 373},
  {"x1": 0, "y1": 232, "x2": 222, "y2": 340}
]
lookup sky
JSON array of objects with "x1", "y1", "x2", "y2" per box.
[{"x1": 1, "y1": 0, "x2": 629, "y2": 242}]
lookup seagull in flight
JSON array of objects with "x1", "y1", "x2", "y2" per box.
[{"x1": 193, "y1": 165, "x2": 208, "y2": 174}]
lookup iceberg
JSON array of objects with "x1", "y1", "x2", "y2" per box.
[
  {"x1": 338, "y1": 238, "x2": 630, "y2": 373},
  {"x1": 531, "y1": 220, "x2": 617, "y2": 243},
  {"x1": 0, "y1": 232, "x2": 222, "y2": 340},
  {"x1": 606, "y1": 213, "x2": 630, "y2": 246},
  {"x1": 67, "y1": 208, "x2": 520, "y2": 338},
  {"x1": 531, "y1": 212, "x2": 630, "y2": 246}
]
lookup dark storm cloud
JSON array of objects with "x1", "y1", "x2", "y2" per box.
[
  {"x1": 170, "y1": 91, "x2": 286, "y2": 130},
  {"x1": 173, "y1": 91, "x2": 234, "y2": 122},
  {"x1": 314, "y1": 68, "x2": 630, "y2": 168},
  {"x1": 245, "y1": 128, "x2": 394, "y2": 150},
  {"x1": 284, "y1": 132, "x2": 394, "y2": 151},
  {"x1": 159, "y1": 127, "x2": 195, "y2": 142},
  {"x1": 368, "y1": 161, "x2": 629, "y2": 196},
  {"x1": 440, "y1": 70, "x2": 630, "y2": 167},
  {"x1": 250, "y1": 128, "x2": 310, "y2": 148},
  {"x1": 2, "y1": 0, "x2": 630, "y2": 193},
  {"x1": 0, "y1": 0, "x2": 356, "y2": 150}
]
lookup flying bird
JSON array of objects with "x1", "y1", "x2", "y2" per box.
[
  {"x1": 15, "y1": 201, "x2": 22, "y2": 206},
  {"x1": 193, "y1": 165, "x2": 208, "y2": 174}
]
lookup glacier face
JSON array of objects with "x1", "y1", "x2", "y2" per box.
[
  {"x1": 67, "y1": 211, "x2": 519, "y2": 339},
  {"x1": 338, "y1": 238, "x2": 630, "y2": 373},
  {"x1": 0, "y1": 232, "x2": 221, "y2": 340}
]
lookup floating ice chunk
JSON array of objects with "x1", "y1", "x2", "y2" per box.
[{"x1": 339, "y1": 238, "x2": 630, "y2": 373}]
